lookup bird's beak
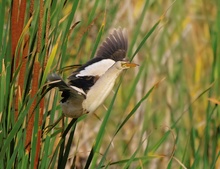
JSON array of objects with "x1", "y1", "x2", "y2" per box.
[{"x1": 122, "y1": 62, "x2": 139, "y2": 68}]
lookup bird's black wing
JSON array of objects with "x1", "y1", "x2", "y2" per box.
[
  {"x1": 95, "y1": 28, "x2": 128, "y2": 61},
  {"x1": 68, "y1": 28, "x2": 128, "y2": 91},
  {"x1": 48, "y1": 73, "x2": 86, "y2": 102}
]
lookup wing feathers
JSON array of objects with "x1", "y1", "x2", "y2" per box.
[
  {"x1": 48, "y1": 73, "x2": 86, "y2": 98},
  {"x1": 48, "y1": 73, "x2": 69, "y2": 91},
  {"x1": 96, "y1": 28, "x2": 128, "y2": 61}
]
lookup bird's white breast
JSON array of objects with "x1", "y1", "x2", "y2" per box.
[{"x1": 82, "y1": 64, "x2": 122, "y2": 113}]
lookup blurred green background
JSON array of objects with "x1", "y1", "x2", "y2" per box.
[{"x1": 0, "y1": 0, "x2": 219, "y2": 168}]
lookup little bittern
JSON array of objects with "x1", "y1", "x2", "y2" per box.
[{"x1": 48, "y1": 28, "x2": 138, "y2": 118}]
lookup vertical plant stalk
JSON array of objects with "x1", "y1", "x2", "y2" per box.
[
  {"x1": 34, "y1": 0, "x2": 44, "y2": 168},
  {"x1": 29, "y1": 0, "x2": 34, "y2": 16},
  {"x1": 11, "y1": 0, "x2": 26, "y2": 57},
  {"x1": 11, "y1": 0, "x2": 19, "y2": 56},
  {"x1": 24, "y1": 0, "x2": 35, "y2": 156},
  {"x1": 11, "y1": 0, "x2": 27, "y2": 120},
  {"x1": 23, "y1": 0, "x2": 44, "y2": 166},
  {"x1": 44, "y1": 6, "x2": 50, "y2": 66},
  {"x1": 25, "y1": 61, "x2": 39, "y2": 152}
]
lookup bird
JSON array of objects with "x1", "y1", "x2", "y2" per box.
[{"x1": 48, "y1": 28, "x2": 138, "y2": 118}]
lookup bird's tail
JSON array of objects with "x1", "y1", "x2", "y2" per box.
[{"x1": 47, "y1": 73, "x2": 69, "y2": 91}]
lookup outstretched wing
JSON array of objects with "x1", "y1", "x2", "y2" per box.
[
  {"x1": 96, "y1": 28, "x2": 128, "y2": 60},
  {"x1": 68, "y1": 28, "x2": 128, "y2": 92}
]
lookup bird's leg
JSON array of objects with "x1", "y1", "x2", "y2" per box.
[
  {"x1": 44, "y1": 114, "x2": 65, "y2": 134},
  {"x1": 102, "y1": 104, "x2": 108, "y2": 111},
  {"x1": 93, "y1": 113, "x2": 102, "y2": 121}
]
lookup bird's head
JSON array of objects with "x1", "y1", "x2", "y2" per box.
[{"x1": 115, "y1": 61, "x2": 138, "y2": 70}]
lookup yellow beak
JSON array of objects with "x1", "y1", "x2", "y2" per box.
[{"x1": 122, "y1": 62, "x2": 139, "y2": 68}]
